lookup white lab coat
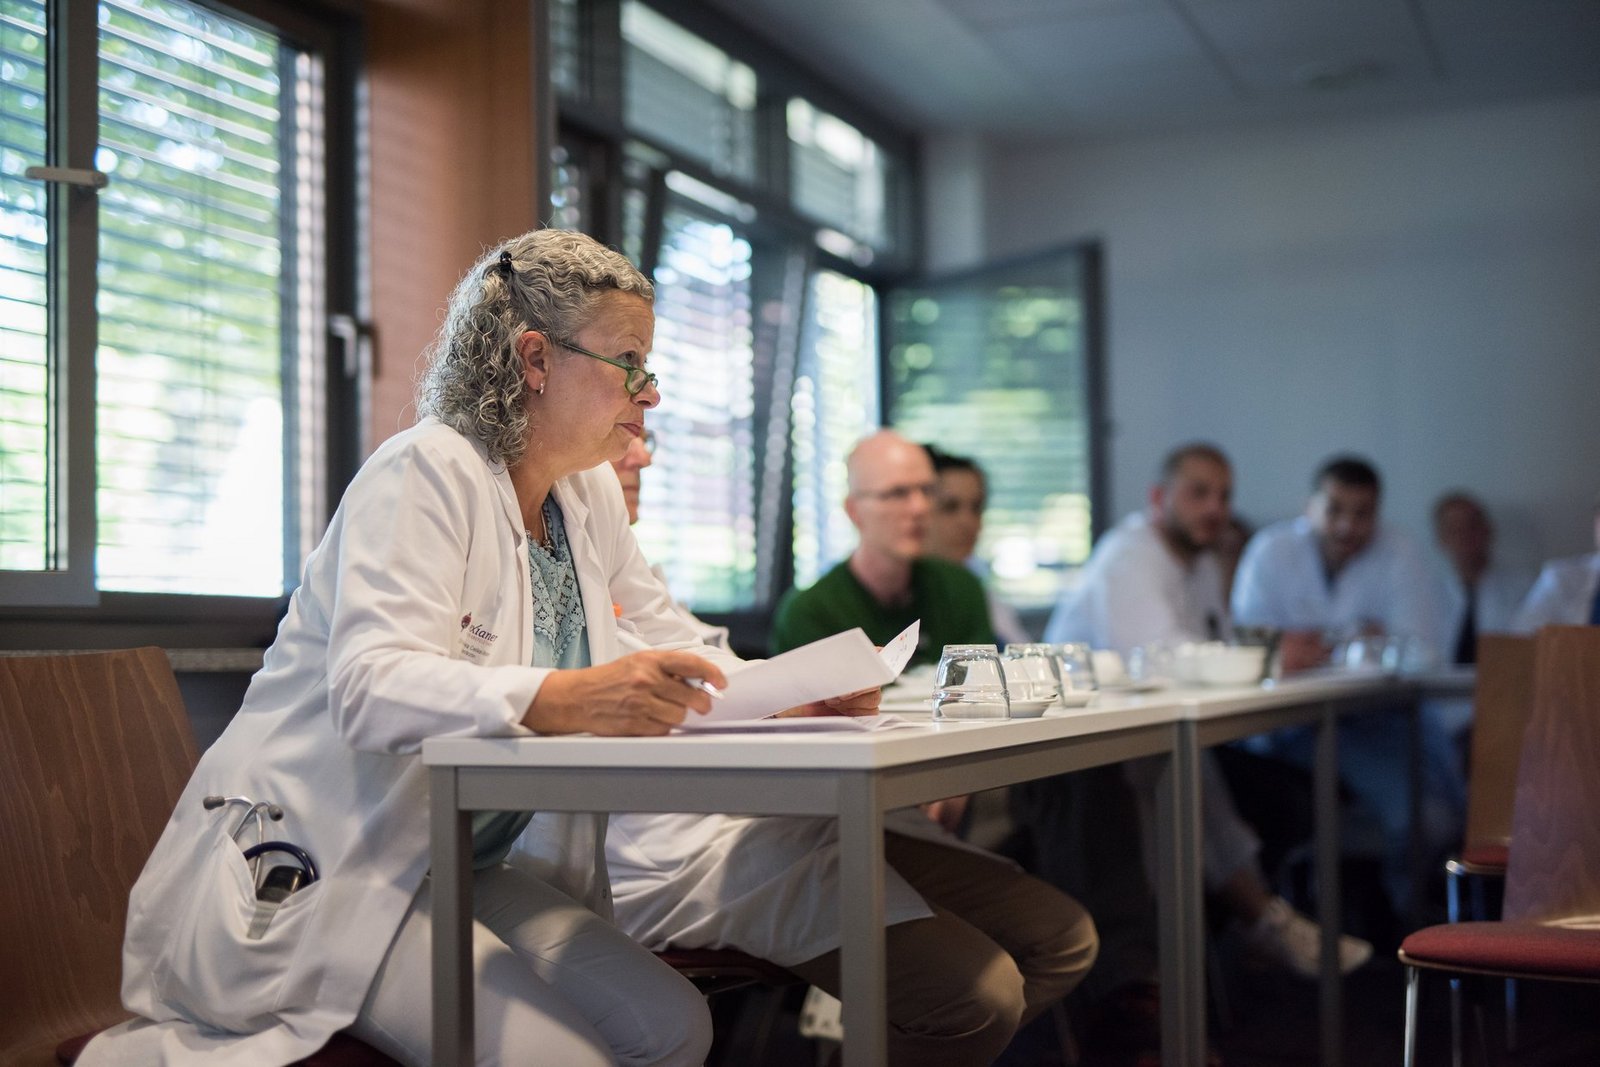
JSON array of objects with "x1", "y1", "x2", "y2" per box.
[
  {"x1": 1231, "y1": 516, "x2": 1447, "y2": 660},
  {"x1": 1511, "y1": 552, "x2": 1600, "y2": 631},
  {"x1": 1044, "y1": 513, "x2": 1230, "y2": 655},
  {"x1": 80, "y1": 419, "x2": 741, "y2": 1067}
]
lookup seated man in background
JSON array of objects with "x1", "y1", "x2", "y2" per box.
[
  {"x1": 1432, "y1": 491, "x2": 1528, "y2": 663},
  {"x1": 922, "y1": 446, "x2": 1034, "y2": 646},
  {"x1": 600, "y1": 428, "x2": 1100, "y2": 1067},
  {"x1": 1512, "y1": 496, "x2": 1600, "y2": 630},
  {"x1": 1232, "y1": 455, "x2": 1458, "y2": 917},
  {"x1": 771, "y1": 429, "x2": 995, "y2": 662},
  {"x1": 1045, "y1": 442, "x2": 1370, "y2": 977},
  {"x1": 1428, "y1": 491, "x2": 1531, "y2": 787}
]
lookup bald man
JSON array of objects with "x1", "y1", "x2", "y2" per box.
[{"x1": 771, "y1": 429, "x2": 995, "y2": 663}]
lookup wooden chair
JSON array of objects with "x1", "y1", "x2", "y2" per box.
[
  {"x1": 1400, "y1": 627, "x2": 1600, "y2": 1065},
  {"x1": 1441, "y1": 635, "x2": 1537, "y2": 1056},
  {"x1": 0, "y1": 649, "x2": 394, "y2": 1067}
]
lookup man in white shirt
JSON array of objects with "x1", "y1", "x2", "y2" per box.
[
  {"x1": 1425, "y1": 491, "x2": 1532, "y2": 812},
  {"x1": 1432, "y1": 492, "x2": 1529, "y2": 664},
  {"x1": 1046, "y1": 443, "x2": 1369, "y2": 977},
  {"x1": 1512, "y1": 499, "x2": 1600, "y2": 631},
  {"x1": 1232, "y1": 455, "x2": 1458, "y2": 914}
]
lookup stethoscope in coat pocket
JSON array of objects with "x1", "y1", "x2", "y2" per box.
[{"x1": 203, "y1": 794, "x2": 319, "y2": 939}]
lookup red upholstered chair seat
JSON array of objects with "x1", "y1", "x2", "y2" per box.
[
  {"x1": 56, "y1": 1030, "x2": 398, "y2": 1066},
  {"x1": 1402, "y1": 921, "x2": 1600, "y2": 981},
  {"x1": 1458, "y1": 842, "x2": 1509, "y2": 871}
]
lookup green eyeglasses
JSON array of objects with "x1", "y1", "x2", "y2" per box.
[{"x1": 553, "y1": 337, "x2": 659, "y2": 397}]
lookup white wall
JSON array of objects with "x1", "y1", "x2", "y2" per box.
[{"x1": 982, "y1": 93, "x2": 1600, "y2": 574}]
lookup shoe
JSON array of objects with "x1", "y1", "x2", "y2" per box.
[{"x1": 1241, "y1": 896, "x2": 1373, "y2": 979}]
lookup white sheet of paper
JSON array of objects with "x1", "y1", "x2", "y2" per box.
[
  {"x1": 676, "y1": 714, "x2": 921, "y2": 734},
  {"x1": 691, "y1": 621, "x2": 921, "y2": 723}
]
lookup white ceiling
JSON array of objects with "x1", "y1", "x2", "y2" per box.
[{"x1": 701, "y1": 0, "x2": 1600, "y2": 140}]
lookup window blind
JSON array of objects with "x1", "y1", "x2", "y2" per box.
[
  {"x1": 632, "y1": 198, "x2": 756, "y2": 611},
  {"x1": 0, "y1": 0, "x2": 50, "y2": 572},
  {"x1": 887, "y1": 250, "x2": 1099, "y2": 607},
  {"x1": 790, "y1": 268, "x2": 878, "y2": 587},
  {"x1": 94, "y1": 0, "x2": 292, "y2": 595}
]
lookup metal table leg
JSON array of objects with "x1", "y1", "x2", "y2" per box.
[
  {"x1": 1158, "y1": 724, "x2": 1206, "y2": 1067},
  {"x1": 1314, "y1": 703, "x2": 1343, "y2": 1067},
  {"x1": 838, "y1": 772, "x2": 888, "y2": 1066},
  {"x1": 431, "y1": 766, "x2": 474, "y2": 1067}
]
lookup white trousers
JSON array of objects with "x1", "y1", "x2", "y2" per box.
[{"x1": 349, "y1": 864, "x2": 711, "y2": 1067}]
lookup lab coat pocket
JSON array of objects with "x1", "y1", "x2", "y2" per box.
[{"x1": 152, "y1": 822, "x2": 325, "y2": 1032}]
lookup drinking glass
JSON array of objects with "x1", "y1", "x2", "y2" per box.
[
  {"x1": 1001, "y1": 643, "x2": 1060, "y2": 715},
  {"x1": 933, "y1": 644, "x2": 1011, "y2": 721},
  {"x1": 1054, "y1": 642, "x2": 1098, "y2": 699}
]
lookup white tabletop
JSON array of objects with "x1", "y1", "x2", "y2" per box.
[{"x1": 422, "y1": 699, "x2": 1183, "y2": 771}]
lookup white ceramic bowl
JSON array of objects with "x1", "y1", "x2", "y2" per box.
[{"x1": 1195, "y1": 645, "x2": 1267, "y2": 687}]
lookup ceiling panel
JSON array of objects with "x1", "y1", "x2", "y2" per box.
[{"x1": 702, "y1": 0, "x2": 1600, "y2": 137}]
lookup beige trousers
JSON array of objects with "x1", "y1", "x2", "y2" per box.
[{"x1": 786, "y1": 831, "x2": 1100, "y2": 1067}]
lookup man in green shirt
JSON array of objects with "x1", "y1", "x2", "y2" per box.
[{"x1": 772, "y1": 429, "x2": 994, "y2": 663}]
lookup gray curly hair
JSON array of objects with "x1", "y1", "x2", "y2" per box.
[{"x1": 417, "y1": 229, "x2": 654, "y2": 466}]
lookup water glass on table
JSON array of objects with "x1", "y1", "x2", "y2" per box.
[
  {"x1": 933, "y1": 644, "x2": 1011, "y2": 721},
  {"x1": 1000, "y1": 643, "x2": 1061, "y2": 717},
  {"x1": 1053, "y1": 642, "x2": 1098, "y2": 705}
]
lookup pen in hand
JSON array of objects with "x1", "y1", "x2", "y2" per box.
[{"x1": 682, "y1": 677, "x2": 725, "y2": 701}]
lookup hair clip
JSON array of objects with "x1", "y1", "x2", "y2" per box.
[{"x1": 492, "y1": 250, "x2": 515, "y2": 279}]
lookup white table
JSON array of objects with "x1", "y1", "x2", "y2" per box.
[
  {"x1": 423, "y1": 670, "x2": 1443, "y2": 1067},
  {"x1": 425, "y1": 702, "x2": 1187, "y2": 1067}
]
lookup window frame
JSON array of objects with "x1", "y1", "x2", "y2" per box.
[{"x1": 0, "y1": 0, "x2": 362, "y2": 644}]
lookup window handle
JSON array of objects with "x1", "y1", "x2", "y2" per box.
[{"x1": 24, "y1": 165, "x2": 109, "y2": 190}]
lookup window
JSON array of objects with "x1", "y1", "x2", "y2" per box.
[
  {"x1": 790, "y1": 269, "x2": 877, "y2": 588},
  {"x1": 632, "y1": 198, "x2": 757, "y2": 611},
  {"x1": 0, "y1": 0, "x2": 354, "y2": 612},
  {"x1": 620, "y1": 2, "x2": 755, "y2": 182},
  {"x1": 786, "y1": 99, "x2": 891, "y2": 257},
  {"x1": 550, "y1": 0, "x2": 912, "y2": 624},
  {"x1": 886, "y1": 246, "x2": 1104, "y2": 608}
]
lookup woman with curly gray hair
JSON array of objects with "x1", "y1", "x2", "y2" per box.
[{"x1": 83, "y1": 230, "x2": 733, "y2": 1067}]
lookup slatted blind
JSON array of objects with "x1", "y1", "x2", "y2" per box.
[
  {"x1": 621, "y1": 1, "x2": 755, "y2": 182},
  {"x1": 887, "y1": 250, "x2": 1098, "y2": 607},
  {"x1": 95, "y1": 0, "x2": 290, "y2": 595},
  {"x1": 632, "y1": 198, "x2": 757, "y2": 611},
  {"x1": 786, "y1": 98, "x2": 889, "y2": 253},
  {"x1": 790, "y1": 269, "x2": 878, "y2": 587},
  {"x1": 0, "y1": 0, "x2": 50, "y2": 572}
]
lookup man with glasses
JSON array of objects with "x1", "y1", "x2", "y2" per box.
[{"x1": 771, "y1": 429, "x2": 994, "y2": 664}]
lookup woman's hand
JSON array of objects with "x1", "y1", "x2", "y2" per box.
[
  {"x1": 776, "y1": 686, "x2": 882, "y2": 718},
  {"x1": 524, "y1": 651, "x2": 727, "y2": 736}
]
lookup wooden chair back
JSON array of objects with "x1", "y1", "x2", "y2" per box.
[
  {"x1": 1463, "y1": 635, "x2": 1537, "y2": 855},
  {"x1": 1504, "y1": 627, "x2": 1600, "y2": 924},
  {"x1": 0, "y1": 649, "x2": 197, "y2": 1067}
]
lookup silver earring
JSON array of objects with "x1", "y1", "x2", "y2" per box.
[{"x1": 537, "y1": 384, "x2": 545, "y2": 396}]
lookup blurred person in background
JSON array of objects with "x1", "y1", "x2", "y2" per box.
[
  {"x1": 1232, "y1": 455, "x2": 1458, "y2": 917},
  {"x1": 923, "y1": 446, "x2": 1033, "y2": 645},
  {"x1": 1512, "y1": 496, "x2": 1600, "y2": 630},
  {"x1": 1043, "y1": 443, "x2": 1370, "y2": 979}
]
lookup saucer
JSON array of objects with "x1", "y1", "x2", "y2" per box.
[
  {"x1": 1007, "y1": 699, "x2": 1055, "y2": 717},
  {"x1": 1057, "y1": 690, "x2": 1095, "y2": 708}
]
